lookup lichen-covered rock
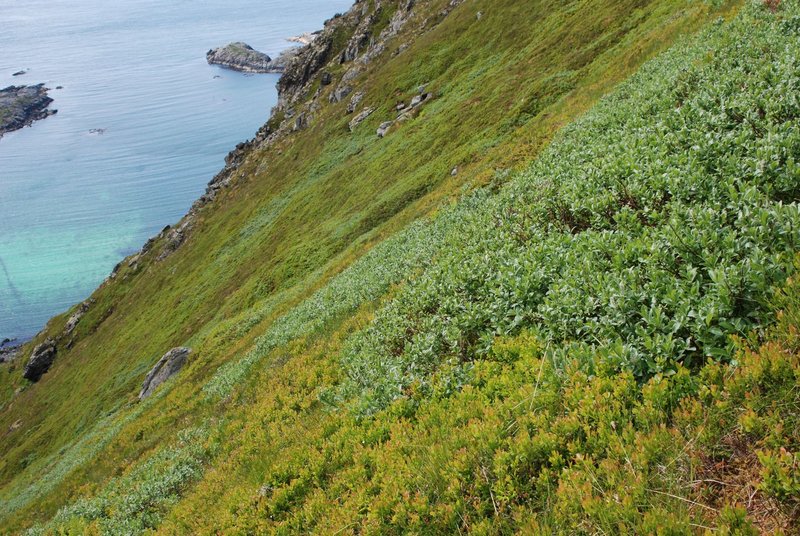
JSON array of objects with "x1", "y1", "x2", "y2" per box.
[
  {"x1": 347, "y1": 91, "x2": 365, "y2": 114},
  {"x1": 23, "y1": 339, "x2": 57, "y2": 382},
  {"x1": 157, "y1": 221, "x2": 191, "y2": 261},
  {"x1": 139, "y1": 347, "x2": 191, "y2": 399}
]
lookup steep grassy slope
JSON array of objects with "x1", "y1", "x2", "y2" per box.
[
  {"x1": 5, "y1": 0, "x2": 800, "y2": 533},
  {"x1": 153, "y1": 4, "x2": 799, "y2": 532}
]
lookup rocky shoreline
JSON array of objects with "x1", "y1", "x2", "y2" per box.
[
  {"x1": 0, "y1": 84, "x2": 57, "y2": 138},
  {"x1": 0, "y1": 338, "x2": 21, "y2": 364},
  {"x1": 206, "y1": 42, "x2": 295, "y2": 74}
]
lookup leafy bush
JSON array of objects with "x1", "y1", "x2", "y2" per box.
[
  {"x1": 27, "y1": 427, "x2": 211, "y2": 535},
  {"x1": 333, "y1": 0, "x2": 800, "y2": 414}
]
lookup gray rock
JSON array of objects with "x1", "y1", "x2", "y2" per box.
[
  {"x1": 293, "y1": 112, "x2": 309, "y2": 131},
  {"x1": 349, "y1": 107, "x2": 375, "y2": 131},
  {"x1": 139, "y1": 347, "x2": 191, "y2": 399},
  {"x1": 329, "y1": 84, "x2": 353, "y2": 103},
  {"x1": 346, "y1": 91, "x2": 365, "y2": 114},
  {"x1": 287, "y1": 31, "x2": 320, "y2": 45},
  {"x1": 157, "y1": 222, "x2": 191, "y2": 261},
  {"x1": 65, "y1": 300, "x2": 92, "y2": 335},
  {"x1": 342, "y1": 67, "x2": 362, "y2": 83},
  {"x1": 377, "y1": 121, "x2": 394, "y2": 138},
  {"x1": 0, "y1": 344, "x2": 20, "y2": 364},
  {"x1": 340, "y1": 19, "x2": 372, "y2": 63},
  {"x1": 23, "y1": 339, "x2": 57, "y2": 382},
  {"x1": 410, "y1": 93, "x2": 431, "y2": 108},
  {"x1": 320, "y1": 72, "x2": 333, "y2": 86}
]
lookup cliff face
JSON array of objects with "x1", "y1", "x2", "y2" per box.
[{"x1": 7, "y1": 0, "x2": 795, "y2": 533}]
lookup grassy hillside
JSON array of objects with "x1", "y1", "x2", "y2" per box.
[{"x1": 3, "y1": 0, "x2": 799, "y2": 533}]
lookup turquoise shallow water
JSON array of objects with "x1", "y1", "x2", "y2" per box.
[{"x1": 0, "y1": 0, "x2": 352, "y2": 341}]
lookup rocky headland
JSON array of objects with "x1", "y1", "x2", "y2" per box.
[
  {"x1": 0, "y1": 84, "x2": 57, "y2": 138},
  {"x1": 206, "y1": 42, "x2": 294, "y2": 74}
]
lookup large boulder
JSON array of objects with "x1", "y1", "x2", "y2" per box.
[
  {"x1": 139, "y1": 347, "x2": 191, "y2": 399},
  {"x1": 329, "y1": 84, "x2": 353, "y2": 103},
  {"x1": 23, "y1": 339, "x2": 57, "y2": 382}
]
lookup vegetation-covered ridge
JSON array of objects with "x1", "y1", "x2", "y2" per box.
[{"x1": 3, "y1": 0, "x2": 800, "y2": 533}]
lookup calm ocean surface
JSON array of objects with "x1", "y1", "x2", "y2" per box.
[{"x1": 0, "y1": 0, "x2": 351, "y2": 342}]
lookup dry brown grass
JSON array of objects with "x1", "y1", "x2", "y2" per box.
[{"x1": 693, "y1": 434, "x2": 798, "y2": 535}]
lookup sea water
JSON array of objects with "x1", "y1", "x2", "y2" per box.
[{"x1": 0, "y1": 0, "x2": 352, "y2": 341}]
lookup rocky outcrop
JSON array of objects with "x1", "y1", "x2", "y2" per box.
[
  {"x1": 277, "y1": 35, "x2": 335, "y2": 102},
  {"x1": 374, "y1": 86, "x2": 432, "y2": 138},
  {"x1": 0, "y1": 84, "x2": 57, "y2": 138},
  {"x1": 329, "y1": 84, "x2": 353, "y2": 103},
  {"x1": 23, "y1": 339, "x2": 56, "y2": 382},
  {"x1": 347, "y1": 91, "x2": 365, "y2": 114},
  {"x1": 156, "y1": 222, "x2": 191, "y2": 261},
  {"x1": 349, "y1": 106, "x2": 375, "y2": 131},
  {"x1": 207, "y1": 42, "x2": 287, "y2": 74},
  {"x1": 65, "y1": 300, "x2": 93, "y2": 335},
  {"x1": 139, "y1": 347, "x2": 191, "y2": 399}
]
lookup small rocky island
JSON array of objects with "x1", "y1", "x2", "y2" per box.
[
  {"x1": 0, "y1": 84, "x2": 57, "y2": 138},
  {"x1": 206, "y1": 42, "x2": 289, "y2": 74}
]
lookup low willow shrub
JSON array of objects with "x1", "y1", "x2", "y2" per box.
[
  {"x1": 27, "y1": 427, "x2": 211, "y2": 535},
  {"x1": 0, "y1": 377, "x2": 182, "y2": 525},
  {"x1": 332, "y1": 0, "x2": 800, "y2": 414},
  {"x1": 202, "y1": 196, "x2": 487, "y2": 400}
]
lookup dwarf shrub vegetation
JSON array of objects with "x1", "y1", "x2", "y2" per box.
[
  {"x1": 26, "y1": 427, "x2": 212, "y2": 535},
  {"x1": 159, "y1": 3, "x2": 800, "y2": 532},
  {"x1": 334, "y1": 0, "x2": 800, "y2": 414},
  {"x1": 6, "y1": 0, "x2": 800, "y2": 534}
]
